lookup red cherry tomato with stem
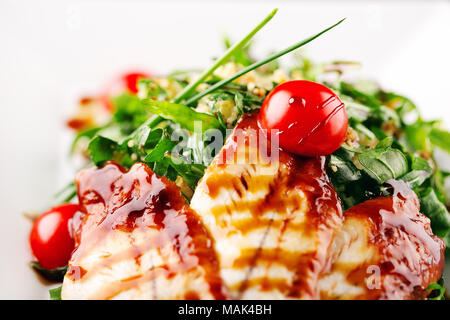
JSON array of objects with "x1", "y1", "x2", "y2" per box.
[
  {"x1": 29, "y1": 203, "x2": 80, "y2": 269},
  {"x1": 258, "y1": 80, "x2": 348, "y2": 156}
]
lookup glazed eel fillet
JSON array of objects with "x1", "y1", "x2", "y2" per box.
[{"x1": 62, "y1": 114, "x2": 444, "y2": 300}]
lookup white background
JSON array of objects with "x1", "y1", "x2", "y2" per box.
[{"x1": 1, "y1": 0, "x2": 449, "y2": 299}]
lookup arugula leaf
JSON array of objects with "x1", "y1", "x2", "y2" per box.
[
  {"x1": 87, "y1": 135, "x2": 136, "y2": 167},
  {"x1": 141, "y1": 100, "x2": 222, "y2": 133},
  {"x1": 343, "y1": 97, "x2": 371, "y2": 123},
  {"x1": 150, "y1": 156, "x2": 171, "y2": 177},
  {"x1": 430, "y1": 128, "x2": 450, "y2": 154},
  {"x1": 207, "y1": 86, "x2": 263, "y2": 115},
  {"x1": 144, "y1": 134, "x2": 176, "y2": 163},
  {"x1": 327, "y1": 149, "x2": 381, "y2": 209},
  {"x1": 123, "y1": 118, "x2": 165, "y2": 159},
  {"x1": 400, "y1": 156, "x2": 432, "y2": 188},
  {"x1": 410, "y1": 156, "x2": 432, "y2": 172},
  {"x1": 404, "y1": 120, "x2": 433, "y2": 152},
  {"x1": 70, "y1": 127, "x2": 102, "y2": 154},
  {"x1": 377, "y1": 91, "x2": 417, "y2": 112},
  {"x1": 357, "y1": 147, "x2": 408, "y2": 184},
  {"x1": 49, "y1": 286, "x2": 62, "y2": 300},
  {"x1": 112, "y1": 93, "x2": 151, "y2": 134},
  {"x1": 137, "y1": 79, "x2": 168, "y2": 101},
  {"x1": 372, "y1": 105, "x2": 400, "y2": 127},
  {"x1": 137, "y1": 124, "x2": 214, "y2": 190},
  {"x1": 431, "y1": 167, "x2": 449, "y2": 204},
  {"x1": 339, "y1": 82, "x2": 381, "y2": 109},
  {"x1": 328, "y1": 154, "x2": 361, "y2": 183},
  {"x1": 166, "y1": 156, "x2": 206, "y2": 189},
  {"x1": 87, "y1": 135, "x2": 120, "y2": 165},
  {"x1": 401, "y1": 170, "x2": 431, "y2": 189},
  {"x1": 376, "y1": 136, "x2": 394, "y2": 148},
  {"x1": 419, "y1": 188, "x2": 450, "y2": 244}
]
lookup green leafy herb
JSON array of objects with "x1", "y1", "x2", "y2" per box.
[
  {"x1": 71, "y1": 127, "x2": 102, "y2": 154},
  {"x1": 328, "y1": 148, "x2": 381, "y2": 209},
  {"x1": 344, "y1": 98, "x2": 371, "y2": 123},
  {"x1": 401, "y1": 170, "x2": 431, "y2": 189},
  {"x1": 420, "y1": 188, "x2": 450, "y2": 246},
  {"x1": 141, "y1": 100, "x2": 223, "y2": 133},
  {"x1": 403, "y1": 120, "x2": 433, "y2": 153},
  {"x1": 357, "y1": 147, "x2": 408, "y2": 184},
  {"x1": 166, "y1": 156, "x2": 206, "y2": 189},
  {"x1": 430, "y1": 128, "x2": 450, "y2": 154},
  {"x1": 144, "y1": 134, "x2": 176, "y2": 163},
  {"x1": 112, "y1": 93, "x2": 151, "y2": 134},
  {"x1": 328, "y1": 154, "x2": 361, "y2": 183},
  {"x1": 137, "y1": 79, "x2": 168, "y2": 101},
  {"x1": 400, "y1": 156, "x2": 432, "y2": 188},
  {"x1": 87, "y1": 135, "x2": 121, "y2": 166},
  {"x1": 340, "y1": 81, "x2": 381, "y2": 109},
  {"x1": 49, "y1": 286, "x2": 62, "y2": 300}
]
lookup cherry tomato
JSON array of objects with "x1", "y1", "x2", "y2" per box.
[
  {"x1": 258, "y1": 80, "x2": 348, "y2": 156},
  {"x1": 101, "y1": 71, "x2": 150, "y2": 111},
  {"x1": 29, "y1": 203, "x2": 80, "y2": 269}
]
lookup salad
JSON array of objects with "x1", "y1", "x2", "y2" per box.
[{"x1": 28, "y1": 9, "x2": 449, "y2": 300}]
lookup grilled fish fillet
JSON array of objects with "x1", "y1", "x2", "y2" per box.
[
  {"x1": 190, "y1": 114, "x2": 344, "y2": 299},
  {"x1": 61, "y1": 162, "x2": 225, "y2": 300},
  {"x1": 319, "y1": 181, "x2": 445, "y2": 300}
]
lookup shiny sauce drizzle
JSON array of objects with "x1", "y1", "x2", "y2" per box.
[
  {"x1": 68, "y1": 162, "x2": 226, "y2": 299},
  {"x1": 343, "y1": 179, "x2": 445, "y2": 300}
]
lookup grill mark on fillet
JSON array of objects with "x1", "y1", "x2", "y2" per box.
[
  {"x1": 236, "y1": 178, "x2": 278, "y2": 298},
  {"x1": 230, "y1": 277, "x2": 290, "y2": 292},
  {"x1": 236, "y1": 215, "x2": 274, "y2": 298},
  {"x1": 240, "y1": 174, "x2": 249, "y2": 190},
  {"x1": 261, "y1": 217, "x2": 290, "y2": 291}
]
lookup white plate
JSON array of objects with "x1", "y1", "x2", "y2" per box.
[{"x1": 1, "y1": 0, "x2": 449, "y2": 299}]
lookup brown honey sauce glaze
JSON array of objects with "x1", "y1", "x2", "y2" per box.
[
  {"x1": 321, "y1": 179, "x2": 445, "y2": 300},
  {"x1": 199, "y1": 114, "x2": 344, "y2": 299},
  {"x1": 67, "y1": 161, "x2": 226, "y2": 299}
]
